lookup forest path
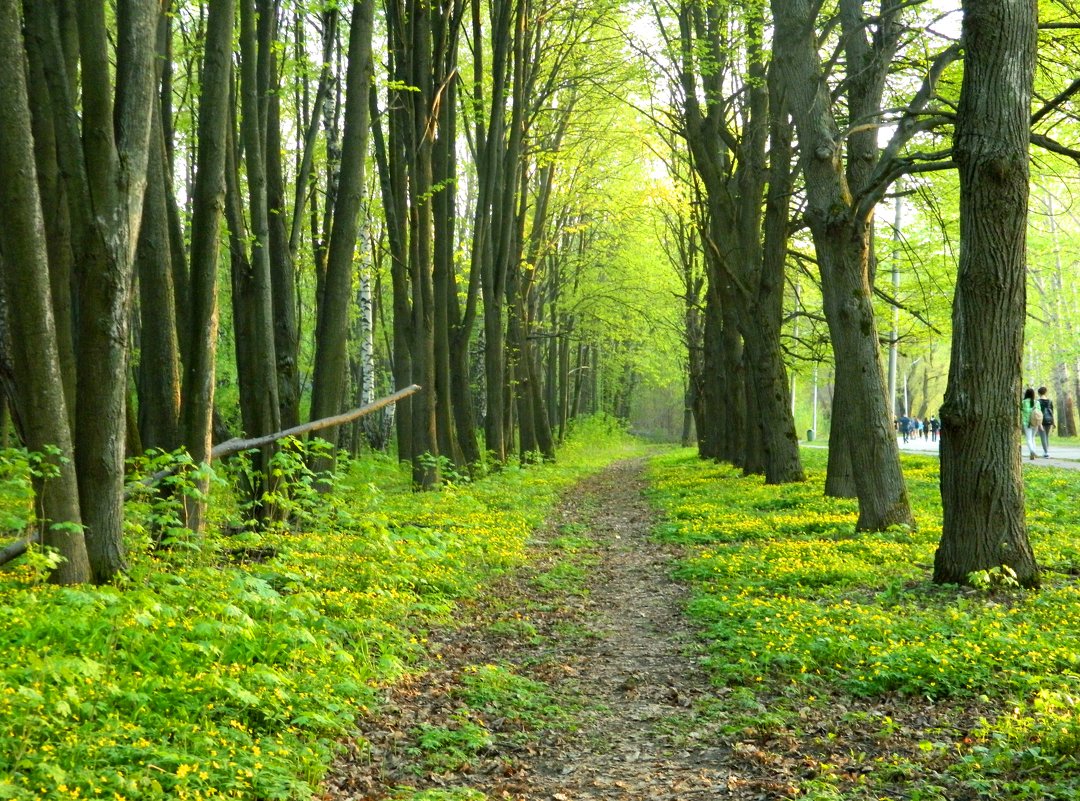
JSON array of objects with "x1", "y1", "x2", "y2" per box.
[{"x1": 320, "y1": 457, "x2": 773, "y2": 800}]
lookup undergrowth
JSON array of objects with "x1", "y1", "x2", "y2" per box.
[
  {"x1": 648, "y1": 447, "x2": 1080, "y2": 799},
  {"x1": 0, "y1": 416, "x2": 644, "y2": 800}
]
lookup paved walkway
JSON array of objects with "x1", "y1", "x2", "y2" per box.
[{"x1": 891, "y1": 434, "x2": 1080, "y2": 464}]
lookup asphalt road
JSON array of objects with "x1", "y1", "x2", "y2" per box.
[{"x1": 895, "y1": 434, "x2": 1080, "y2": 465}]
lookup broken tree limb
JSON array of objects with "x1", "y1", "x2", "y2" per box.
[
  {"x1": 0, "y1": 529, "x2": 39, "y2": 568},
  {"x1": 0, "y1": 385, "x2": 421, "y2": 568},
  {"x1": 209, "y1": 383, "x2": 420, "y2": 459}
]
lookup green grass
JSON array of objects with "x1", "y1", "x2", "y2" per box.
[
  {"x1": 648, "y1": 447, "x2": 1080, "y2": 799},
  {"x1": 0, "y1": 417, "x2": 646, "y2": 801}
]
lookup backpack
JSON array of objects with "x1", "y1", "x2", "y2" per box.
[
  {"x1": 1030, "y1": 403, "x2": 1043, "y2": 429},
  {"x1": 1040, "y1": 398, "x2": 1055, "y2": 427}
]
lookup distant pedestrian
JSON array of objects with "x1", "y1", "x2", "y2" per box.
[
  {"x1": 1037, "y1": 386, "x2": 1055, "y2": 458},
  {"x1": 1022, "y1": 387, "x2": 1040, "y2": 461},
  {"x1": 898, "y1": 414, "x2": 911, "y2": 443},
  {"x1": 930, "y1": 416, "x2": 941, "y2": 442}
]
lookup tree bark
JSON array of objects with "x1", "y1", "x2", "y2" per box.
[
  {"x1": 0, "y1": 0, "x2": 90, "y2": 584},
  {"x1": 935, "y1": 0, "x2": 1039, "y2": 588},
  {"x1": 73, "y1": 0, "x2": 159, "y2": 582},
  {"x1": 136, "y1": 100, "x2": 182, "y2": 453},
  {"x1": 263, "y1": 1, "x2": 301, "y2": 432},
  {"x1": 770, "y1": 0, "x2": 913, "y2": 530},
  {"x1": 309, "y1": 0, "x2": 375, "y2": 473},
  {"x1": 179, "y1": 0, "x2": 234, "y2": 532}
]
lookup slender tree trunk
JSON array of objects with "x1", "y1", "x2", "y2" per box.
[
  {"x1": 231, "y1": 0, "x2": 282, "y2": 522},
  {"x1": 263, "y1": 3, "x2": 301, "y2": 431},
  {"x1": 0, "y1": 0, "x2": 90, "y2": 583},
  {"x1": 432, "y1": 7, "x2": 465, "y2": 468},
  {"x1": 180, "y1": 0, "x2": 234, "y2": 532},
  {"x1": 309, "y1": 0, "x2": 375, "y2": 474},
  {"x1": 698, "y1": 286, "x2": 724, "y2": 459},
  {"x1": 136, "y1": 101, "x2": 181, "y2": 452},
  {"x1": 936, "y1": 0, "x2": 1038, "y2": 588},
  {"x1": 370, "y1": 83, "x2": 415, "y2": 463}
]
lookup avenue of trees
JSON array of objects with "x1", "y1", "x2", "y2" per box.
[{"x1": 0, "y1": 0, "x2": 1078, "y2": 588}]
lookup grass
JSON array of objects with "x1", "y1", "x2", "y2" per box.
[
  {"x1": 647, "y1": 447, "x2": 1080, "y2": 799},
  {"x1": 0, "y1": 417, "x2": 646, "y2": 801}
]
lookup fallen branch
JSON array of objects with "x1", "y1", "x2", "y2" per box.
[
  {"x1": 0, "y1": 385, "x2": 421, "y2": 568},
  {"x1": 210, "y1": 384, "x2": 419, "y2": 460},
  {"x1": 0, "y1": 529, "x2": 39, "y2": 568}
]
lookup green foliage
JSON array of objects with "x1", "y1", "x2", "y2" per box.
[
  {"x1": 648, "y1": 447, "x2": 1080, "y2": 795},
  {"x1": 0, "y1": 426, "x2": 643, "y2": 799},
  {"x1": 407, "y1": 717, "x2": 493, "y2": 773},
  {"x1": 0, "y1": 449, "x2": 34, "y2": 533}
]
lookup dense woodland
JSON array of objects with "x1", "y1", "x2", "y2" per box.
[{"x1": 0, "y1": 0, "x2": 1078, "y2": 590}]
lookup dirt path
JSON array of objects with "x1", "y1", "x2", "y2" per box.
[{"x1": 320, "y1": 458, "x2": 777, "y2": 800}]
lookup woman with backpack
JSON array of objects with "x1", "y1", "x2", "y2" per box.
[
  {"x1": 1037, "y1": 386, "x2": 1055, "y2": 458},
  {"x1": 1022, "y1": 387, "x2": 1041, "y2": 461}
]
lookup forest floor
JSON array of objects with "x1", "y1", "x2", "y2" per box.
[
  {"x1": 319, "y1": 458, "x2": 829, "y2": 801},
  {"x1": 317, "y1": 457, "x2": 996, "y2": 801}
]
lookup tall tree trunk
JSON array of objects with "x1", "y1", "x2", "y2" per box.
[
  {"x1": 771, "y1": 0, "x2": 912, "y2": 530},
  {"x1": 747, "y1": 70, "x2": 804, "y2": 483},
  {"x1": 73, "y1": 0, "x2": 158, "y2": 581},
  {"x1": 231, "y1": 0, "x2": 281, "y2": 522},
  {"x1": 262, "y1": 1, "x2": 301, "y2": 431},
  {"x1": 936, "y1": 0, "x2": 1039, "y2": 588},
  {"x1": 21, "y1": 2, "x2": 78, "y2": 431},
  {"x1": 0, "y1": 0, "x2": 90, "y2": 583},
  {"x1": 136, "y1": 101, "x2": 182, "y2": 452},
  {"x1": 309, "y1": 0, "x2": 375, "y2": 474},
  {"x1": 370, "y1": 83, "x2": 415, "y2": 464},
  {"x1": 180, "y1": 0, "x2": 234, "y2": 533},
  {"x1": 432, "y1": 2, "x2": 465, "y2": 468}
]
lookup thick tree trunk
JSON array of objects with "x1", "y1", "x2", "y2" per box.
[
  {"x1": 818, "y1": 232, "x2": 913, "y2": 529},
  {"x1": 21, "y1": 3, "x2": 78, "y2": 430},
  {"x1": 749, "y1": 75, "x2": 803, "y2": 483},
  {"x1": 73, "y1": 0, "x2": 158, "y2": 582},
  {"x1": 0, "y1": 0, "x2": 90, "y2": 583},
  {"x1": 936, "y1": 0, "x2": 1038, "y2": 588},
  {"x1": 771, "y1": 0, "x2": 912, "y2": 529}
]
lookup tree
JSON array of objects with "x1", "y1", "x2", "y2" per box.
[
  {"x1": 0, "y1": 0, "x2": 90, "y2": 584},
  {"x1": 935, "y1": 0, "x2": 1039, "y2": 588},
  {"x1": 663, "y1": 0, "x2": 803, "y2": 482},
  {"x1": 179, "y1": 0, "x2": 235, "y2": 533},
  {"x1": 768, "y1": 0, "x2": 963, "y2": 529},
  {"x1": 309, "y1": 0, "x2": 376, "y2": 475}
]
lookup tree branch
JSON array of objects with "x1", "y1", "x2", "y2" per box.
[
  {"x1": 855, "y1": 43, "x2": 962, "y2": 219},
  {"x1": 1031, "y1": 132, "x2": 1080, "y2": 166},
  {"x1": 0, "y1": 385, "x2": 422, "y2": 568},
  {"x1": 1032, "y1": 77, "x2": 1080, "y2": 126}
]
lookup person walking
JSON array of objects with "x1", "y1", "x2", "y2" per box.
[
  {"x1": 898, "y1": 414, "x2": 911, "y2": 444},
  {"x1": 1037, "y1": 385, "x2": 1055, "y2": 458},
  {"x1": 1022, "y1": 387, "x2": 1041, "y2": 461}
]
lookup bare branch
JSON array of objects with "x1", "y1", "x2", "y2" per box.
[
  {"x1": 1031, "y1": 132, "x2": 1080, "y2": 165},
  {"x1": 855, "y1": 43, "x2": 962, "y2": 219},
  {"x1": 1032, "y1": 77, "x2": 1080, "y2": 126}
]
